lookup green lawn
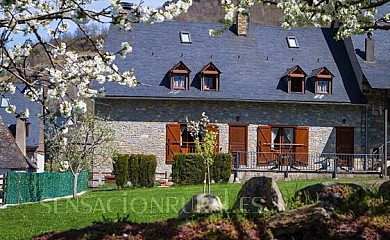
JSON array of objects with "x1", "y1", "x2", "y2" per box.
[{"x1": 0, "y1": 178, "x2": 382, "y2": 240}]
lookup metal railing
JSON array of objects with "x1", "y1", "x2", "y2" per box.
[{"x1": 232, "y1": 151, "x2": 382, "y2": 178}]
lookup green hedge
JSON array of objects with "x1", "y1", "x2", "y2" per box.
[
  {"x1": 129, "y1": 154, "x2": 157, "y2": 188},
  {"x1": 5, "y1": 171, "x2": 88, "y2": 204},
  {"x1": 113, "y1": 154, "x2": 129, "y2": 188},
  {"x1": 172, "y1": 153, "x2": 233, "y2": 185}
]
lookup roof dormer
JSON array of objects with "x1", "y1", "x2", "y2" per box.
[
  {"x1": 200, "y1": 62, "x2": 221, "y2": 91},
  {"x1": 309, "y1": 67, "x2": 334, "y2": 94},
  {"x1": 282, "y1": 65, "x2": 307, "y2": 94},
  {"x1": 170, "y1": 61, "x2": 191, "y2": 90}
]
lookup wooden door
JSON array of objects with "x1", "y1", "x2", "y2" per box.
[
  {"x1": 229, "y1": 125, "x2": 248, "y2": 165},
  {"x1": 257, "y1": 126, "x2": 271, "y2": 165},
  {"x1": 336, "y1": 127, "x2": 354, "y2": 168},
  {"x1": 166, "y1": 124, "x2": 181, "y2": 164}
]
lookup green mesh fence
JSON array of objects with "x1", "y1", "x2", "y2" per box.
[{"x1": 5, "y1": 171, "x2": 88, "y2": 204}]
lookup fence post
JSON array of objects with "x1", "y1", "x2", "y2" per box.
[
  {"x1": 233, "y1": 152, "x2": 239, "y2": 182},
  {"x1": 332, "y1": 157, "x2": 338, "y2": 179}
]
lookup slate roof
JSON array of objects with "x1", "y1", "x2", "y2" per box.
[
  {"x1": 0, "y1": 84, "x2": 42, "y2": 148},
  {"x1": 351, "y1": 4, "x2": 390, "y2": 89},
  {"x1": 99, "y1": 22, "x2": 366, "y2": 104},
  {"x1": 0, "y1": 116, "x2": 31, "y2": 170}
]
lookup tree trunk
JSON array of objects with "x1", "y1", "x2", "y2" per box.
[
  {"x1": 73, "y1": 172, "x2": 79, "y2": 199},
  {"x1": 265, "y1": 203, "x2": 332, "y2": 236},
  {"x1": 207, "y1": 162, "x2": 211, "y2": 194}
]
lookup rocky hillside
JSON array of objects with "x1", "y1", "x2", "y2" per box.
[{"x1": 172, "y1": 0, "x2": 283, "y2": 26}]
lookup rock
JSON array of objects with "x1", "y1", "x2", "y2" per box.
[
  {"x1": 378, "y1": 180, "x2": 390, "y2": 200},
  {"x1": 178, "y1": 194, "x2": 223, "y2": 219},
  {"x1": 233, "y1": 176, "x2": 285, "y2": 213},
  {"x1": 294, "y1": 182, "x2": 368, "y2": 205}
]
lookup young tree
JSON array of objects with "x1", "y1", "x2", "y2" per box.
[
  {"x1": 220, "y1": 0, "x2": 389, "y2": 39},
  {"x1": 187, "y1": 112, "x2": 217, "y2": 194},
  {"x1": 46, "y1": 113, "x2": 116, "y2": 198}
]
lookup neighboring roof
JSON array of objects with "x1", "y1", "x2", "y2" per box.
[
  {"x1": 0, "y1": 117, "x2": 32, "y2": 170},
  {"x1": 0, "y1": 84, "x2": 42, "y2": 148},
  {"x1": 98, "y1": 22, "x2": 366, "y2": 104},
  {"x1": 351, "y1": 4, "x2": 390, "y2": 89}
]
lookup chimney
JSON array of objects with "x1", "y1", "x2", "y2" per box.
[
  {"x1": 15, "y1": 117, "x2": 27, "y2": 155},
  {"x1": 365, "y1": 32, "x2": 375, "y2": 62},
  {"x1": 236, "y1": 12, "x2": 249, "y2": 36}
]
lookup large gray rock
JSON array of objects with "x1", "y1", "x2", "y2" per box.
[
  {"x1": 378, "y1": 180, "x2": 390, "y2": 200},
  {"x1": 178, "y1": 194, "x2": 223, "y2": 219},
  {"x1": 294, "y1": 182, "x2": 368, "y2": 205},
  {"x1": 233, "y1": 176, "x2": 285, "y2": 213}
]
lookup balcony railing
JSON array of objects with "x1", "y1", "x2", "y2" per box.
[{"x1": 232, "y1": 151, "x2": 382, "y2": 174}]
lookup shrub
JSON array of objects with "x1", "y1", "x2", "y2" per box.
[
  {"x1": 129, "y1": 154, "x2": 157, "y2": 188},
  {"x1": 211, "y1": 153, "x2": 233, "y2": 183},
  {"x1": 113, "y1": 154, "x2": 129, "y2": 189},
  {"x1": 172, "y1": 154, "x2": 205, "y2": 185},
  {"x1": 172, "y1": 153, "x2": 232, "y2": 185}
]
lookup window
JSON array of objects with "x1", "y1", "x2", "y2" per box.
[
  {"x1": 180, "y1": 31, "x2": 191, "y2": 44},
  {"x1": 166, "y1": 123, "x2": 219, "y2": 163},
  {"x1": 170, "y1": 61, "x2": 191, "y2": 90},
  {"x1": 283, "y1": 65, "x2": 306, "y2": 94},
  {"x1": 317, "y1": 80, "x2": 329, "y2": 93},
  {"x1": 1, "y1": 97, "x2": 9, "y2": 108},
  {"x1": 173, "y1": 74, "x2": 186, "y2": 89},
  {"x1": 286, "y1": 36, "x2": 299, "y2": 48},
  {"x1": 272, "y1": 127, "x2": 294, "y2": 150},
  {"x1": 257, "y1": 125, "x2": 309, "y2": 165},
  {"x1": 310, "y1": 67, "x2": 334, "y2": 94},
  {"x1": 204, "y1": 75, "x2": 217, "y2": 90},
  {"x1": 200, "y1": 62, "x2": 221, "y2": 91},
  {"x1": 180, "y1": 125, "x2": 196, "y2": 153}
]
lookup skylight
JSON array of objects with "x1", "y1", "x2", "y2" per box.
[
  {"x1": 286, "y1": 36, "x2": 299, "y2": 48},
  {"x1": 180, "y1": 31, "x2": 191, "y2": 44},
  {"x1": 1, "y1": 97, "x2": 10, "y2": 108}
]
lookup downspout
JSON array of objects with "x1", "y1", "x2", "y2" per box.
[
  {"x1": 365, "y1": 105, "x2": 368, "y2": 154},
  {"x1": 384, "y1": 89, "x2": 388, "y2": 177}
]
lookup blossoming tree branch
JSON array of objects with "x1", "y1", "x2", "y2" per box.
[
  {"x1": 0, "y1": 0, "x2": 192, "y2": 120},
  {"x1": 221, "y1": 0, "x2": 389, "y2": 39}
]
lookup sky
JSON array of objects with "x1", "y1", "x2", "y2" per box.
[{"x1": 10, "y1": 0, "x2": 171, "y2": 45}]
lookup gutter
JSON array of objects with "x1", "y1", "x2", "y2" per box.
[{"x1": 95, "y1": 96, "x2": 368, "y2": 107}]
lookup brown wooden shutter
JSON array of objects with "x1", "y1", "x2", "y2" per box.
[
  {"x1": 207, "y1": 125, "x2": 219, "y2": 152},
  {"x1": 257, "y1": 126, "x2": 271, "y2": 164},
  {"x1": 166, "y1": 123, "x2": 181, "y2": 164},
  {"x1": 294, "y1": 126, "x2": 309, "y2": 165}
]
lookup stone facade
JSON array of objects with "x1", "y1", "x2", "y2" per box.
[{"x1": 95, "y1": 98, "x2": 366, "y2": 177}]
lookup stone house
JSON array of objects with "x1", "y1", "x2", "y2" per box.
[
  {"x1": 0, "y1": 84, "x2": 44, "y2": 172},
  {"x1": 94, "y1": 14, "x2": 388, "y2": 180},
  {"x1": 0, "y1": 116, "x2": 36, "y2": 175}
]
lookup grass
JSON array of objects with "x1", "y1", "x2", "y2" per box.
[{"x1": 0, "y1": 178, "x2": 382, "y2": 240}]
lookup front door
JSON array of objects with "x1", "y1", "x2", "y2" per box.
[
  {"x1": 336, "y1": 127, "x2": 354, "y2": 168},
  {"x1": 229, "y1": 125, "x2": 248, "y2": 165}
]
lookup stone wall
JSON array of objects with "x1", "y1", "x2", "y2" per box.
[{"x1": 95, "y1": 98, "x2": 365, "y2": 178}]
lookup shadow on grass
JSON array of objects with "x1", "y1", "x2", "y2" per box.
[{"x1": 33, "y1": 215, "x2": 183, "y2": 240}]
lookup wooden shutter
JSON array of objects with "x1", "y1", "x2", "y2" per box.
[
  {"x1": 294, "y1": 127, "x2": 309, "y2": 165},
  {"x1": 166, "y1": 124, "x2": 181, "y2": 164},
  {"x1": 207, "y1": 125, "x2": 219, "y2": 152},
  {"x1": 257, "y1": 126, "x2": 271, "y2": 164}
]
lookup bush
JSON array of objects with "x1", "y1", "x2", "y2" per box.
[
  {"x1": 172, "y1": 154, "x2": 205, "y2": 185},
  {"x1": 113, "y1": 154, "x2": 129, "y2": 189},
  {"x1": 172, "y1": 153, "x2": 232, "y2": 185},
  {"x1": 211, "y1": 153, "x2": 233, "y2": 182},
  {"x1": 129, "y1": 154, "x2": 157, "y2": 188}
]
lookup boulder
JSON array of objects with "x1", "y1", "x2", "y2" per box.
[
  {"x1": 294, "y1": 182, "x2": 368, "y2": 205},
  {"x1": 378, "y1": 180, "x2": 390, "y2": 200},
  {"x1": 178, "y1": 194, "x2": 223, "y2": 219},
  {"x1": 233, "y1": 176, "x2": 285, "y2": 213}
]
